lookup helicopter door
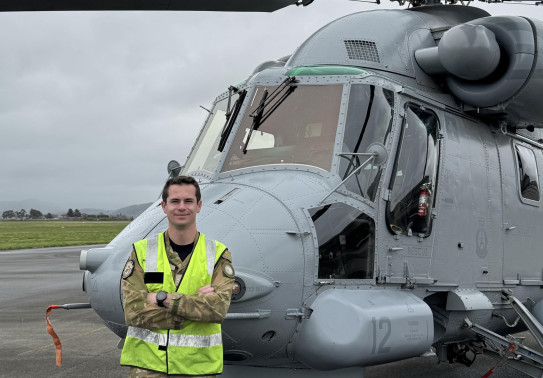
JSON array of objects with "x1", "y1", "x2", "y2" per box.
[
  {"x1": 383, "y1": 104, "x2": 440, "y2": 284},
  {"x1": 386, "y1": 104, "x2": 439, "y2": 238},
  {"x1": 499, "y1": 141, "x2": 542, "y2": 284}
]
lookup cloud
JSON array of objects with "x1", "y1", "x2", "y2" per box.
[{"x1": 2, "y1": 1, "x2": 542, "y2": 209}]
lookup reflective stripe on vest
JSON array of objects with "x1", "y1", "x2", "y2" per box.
[
  {"x1": 145, "y1": 234, "x2": 159, "y2": 272},
  {"x1": 127, "y1": 326, "x2": 222, "y2": 348},
  {"x1": 127, "y1": 326, "x2": 167, "y2": 347},
  {"x1": 205, "y1": 237, "x2": 216, "y2": 275}
]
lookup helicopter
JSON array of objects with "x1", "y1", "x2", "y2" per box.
[{"x1": 13, "y1": 0, "x2": 543, "y2": 376}]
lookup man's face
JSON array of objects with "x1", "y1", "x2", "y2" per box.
[{"x1": 161, "y1": 184, "x2": 202, "y2": 230}]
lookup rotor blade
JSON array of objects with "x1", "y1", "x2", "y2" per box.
[{"x1": 0, "y1": 0, "x2": 303, "y2": 12}]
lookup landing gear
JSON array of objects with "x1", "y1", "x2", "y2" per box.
[
  {"x1": 445, "y1": 343, "x2": 479, "y2": 367},
  {"x1": 459, "y1": 291, "x2": 543, "y2": 377}
]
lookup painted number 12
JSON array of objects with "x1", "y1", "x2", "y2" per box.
[{"x1": 371, "y1": 316, "x2": 391, "y2": 354}]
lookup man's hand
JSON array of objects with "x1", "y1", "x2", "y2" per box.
[
  {"x1": 147, "y1": 292, "x2": 157, "y2": 304},
  {"x1": 198, "y1": 284, "x2": 215, "y2": 295}
]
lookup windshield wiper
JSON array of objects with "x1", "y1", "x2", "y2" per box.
[
  {"x1": 218, "y1": 86, "x2": 247, "y2": 152},
  {"x1": 243, "y1": 88, "x2": 268, "y2": 154},
  {"x1": 257, "y1": 77, "x2": 297, "y2": 127},
  {"x1": 242, "y1": 76, "x2": 297, "y2": 154}
]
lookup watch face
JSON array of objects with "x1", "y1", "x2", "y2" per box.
[{"x1": 157, "y1": 291, "x2": 167, "y2": 301}]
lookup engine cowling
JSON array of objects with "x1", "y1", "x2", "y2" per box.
[{"x1": 415, "y1": 16, "x2": 543, "y2": 128}]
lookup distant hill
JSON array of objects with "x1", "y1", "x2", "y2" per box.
[
  {"x1": 0, "y1": 199, "x2": 153, "y2": 219},
  {"x1": 110, "y1": 203, "x2": 154, "y2": 219}
]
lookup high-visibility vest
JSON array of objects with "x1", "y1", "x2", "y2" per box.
[{"x1": 120, "y1": 232, "x2": 226, "y2": 375}]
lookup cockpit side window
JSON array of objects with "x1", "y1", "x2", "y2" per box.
[
  {"x1": 339, "y1": 85, "x2": 394, "y2": 201},
  {"x1": 309, "y1": 203, "x2": 375, "y2": 280},
  {"x1": 386, "y1": 105, "x2": 439, "y2": 237},
  {"x1": 515, "y1": 144, "x2": 540, "y2": 203},
  {"x1": 184, "y1": 95, "x2": 237, "y2": 174}
]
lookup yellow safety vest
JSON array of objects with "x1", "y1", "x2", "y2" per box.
[{"x1": 120, "y1": 232, "x2": 226, "y2": 375}]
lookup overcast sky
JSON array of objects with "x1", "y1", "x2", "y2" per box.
[{"x1": 1, "y1": 1, "x2": 543, "y2": 210}]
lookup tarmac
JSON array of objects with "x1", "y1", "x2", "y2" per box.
[
  {"x1": 0, "y1": 245, "x2": 535, "y2": 377},
  {"x1": 0, "y1": 245, "x2": 123, "y2": 378}
]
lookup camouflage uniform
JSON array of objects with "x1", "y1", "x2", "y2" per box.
[{"x1": 122, "y1": 231, "x2": 235, "y2": 377}]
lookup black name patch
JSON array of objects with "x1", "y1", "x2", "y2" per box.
[{"x1": 144, "y1": 272, "x2": 164, "y2": 284}]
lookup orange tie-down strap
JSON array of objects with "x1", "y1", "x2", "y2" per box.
[{"x1": 46, "y1": 305, "x2": 62, "y2": 366}]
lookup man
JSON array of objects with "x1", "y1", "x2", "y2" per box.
[{"x1": 120, "y1": 176, "x2": 235, "y2": 377}]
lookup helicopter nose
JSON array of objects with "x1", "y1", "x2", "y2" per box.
[
  {"x1": 198, "y1": 182, "x2": 307, "y2": 295},
  {"x1": 197, "y1": 180, "x2": 309, "y2": 360}
]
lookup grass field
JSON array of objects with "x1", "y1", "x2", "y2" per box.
[{"x1": 0, "y1": 220, "x2": 130, "y2": 250}]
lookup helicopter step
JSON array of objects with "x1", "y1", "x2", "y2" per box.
[{"x1": 463, "y1": 315, "x2": 543, "y2": 378}]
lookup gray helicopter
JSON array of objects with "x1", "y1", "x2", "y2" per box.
[{"x1": 19, "y1": 0, "x2": 543, "y2": 376}]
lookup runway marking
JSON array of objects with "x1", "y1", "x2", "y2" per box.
[{"x1": 16, "y1": 326, "x2": 109, "y2": 356}]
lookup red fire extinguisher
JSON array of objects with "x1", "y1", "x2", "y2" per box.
[{"x1": 417, "y1": 185, "x2": 430, "y2": 217}]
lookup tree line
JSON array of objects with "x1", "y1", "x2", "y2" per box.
[{"x1": 1, "y1": 208, "x2": 132, "y2": 221}]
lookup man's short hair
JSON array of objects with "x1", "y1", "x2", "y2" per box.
[{"x1": 162, "y1": 176, "x2": 201, "y2": 203}]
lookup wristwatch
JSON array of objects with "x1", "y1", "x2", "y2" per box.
[{"x1": 156, "y1": 291, "x2": 168, "y2": 307}]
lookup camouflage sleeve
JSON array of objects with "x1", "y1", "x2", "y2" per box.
[
  {"x1": 169, "y1": 250, "x2": 235, "y2": 323},
  {"x1": 122, "y1": 248, "x2": 184, "y2": 330}
]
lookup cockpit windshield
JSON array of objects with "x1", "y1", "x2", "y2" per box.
[{"x1": 221, "y1": 84, "x2": 343, "y2": 172}]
